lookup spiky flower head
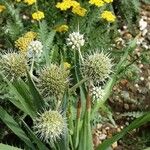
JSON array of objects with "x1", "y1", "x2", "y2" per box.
[
  {"x1": 27, "y1": 40, "x2": 43, "y2": 58},
  {"x1": 90, "y1": 86, "x2": 105, "y2": 101},
  {"x1": 33, "y1": 109, "x2": 66, "y2": 142},
  {"x1": 66, "y1": 32, "x2": 85, "y2": 49},
  {"x1": 82, "y1": 52, "x2": 112, "y2": 84},
  {"x1": 38, "y1": 64, "x2": 69, "y2": 99},
  {"x1": 0, "y1": 52, "x2": 27, "y2": 80}
]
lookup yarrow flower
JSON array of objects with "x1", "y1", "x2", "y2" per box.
[
  {"x1": 89, "y1": 0, "x2": 104, "y2": 7},
  {"x1": 24, "y1": 0, "x2": 36, "y2": 5},
  {"x1": 90, "y1": 86, "x2": 105, "y2": 101},
  {"x1": 56, "y1": 0, "x2": 87, "y2": 16},
  {"x1": 55, "y1": 24, "x2": 69, "y2": 32},
  {"x1": 15, "y1": 31, "x2": 37, "y2": 52},
  {"x1": 33, "y1": 109, "x2": 66, "y2": 142},
  {"x1": 38, "y1": 64, "x2": 69, "y2": 99},
  {"x1": 0, "y1": 52, "x2": 27, "y2": 80},
  {"x1": 72, "y1": 5, "x2": 87, "y2": 17},
  {"x1": 101, "y1": 11, "x2": 116, "y2": 22},
  {"x1": 32, "y1": 11, "x2": 45, "y2": 21},
  {"x1": 27, "y1": 40, "x2": 43, "y2": 58},
  {"x1": 0, "y1": 5, "x2": 6, "y2": 13},
  {"x1": 56, "y1": 0, "x2": 79, "y2": 11},
  {"x1": 66, "y1": 32, "x2": 85, "y2": 49},
  {"x1": 82, "y1": 52, "x2": 113, "y2": 84}
]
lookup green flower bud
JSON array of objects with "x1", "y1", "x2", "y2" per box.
[{"x1": 38, "y1": 64, "x2": 69, "y2": 99}]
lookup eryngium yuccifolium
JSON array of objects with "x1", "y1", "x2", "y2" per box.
[
  {"x1": 82, "y1": 52, "x2": 112, "y2": 84},
  {"x1": 38, "y1": 64, "x2": 69, "y2": 99},
  {"x1": 33, "y1": 110, "x2": 66, "y2": 142},
  {"x1": 27, "y1": 40, "x2": 43, "y2": 58},
  {"x1": 91, "y1": 86, "x2": 105, "y2": 101},
  {"x1": 66, "y1": 32, "x2": 85, "y2": 49},
  {"x1": 0, "y1": 52, "x2": 27, "y2": 80}
]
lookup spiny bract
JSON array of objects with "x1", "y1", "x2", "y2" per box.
[
  {"x1": 82, "y1": 52, "x2": 112, "y2": 84},
  {"x1": 0, "y1": 52, "x2": 27, "y2": 80},
  {"x1": 33, "y1": 110, "x2": 66, "y2": 142},
  {"x1": 38, "y1": 64, "x2": 69, "y2": 99}
]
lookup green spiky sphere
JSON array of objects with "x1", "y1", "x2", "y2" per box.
[
  {"x1": 0, "y1": 52, "x2": 27, "y2": 80},
  {"x1": 82, "y1": 52, "x2": 112, "y2": 84},
  {"x1": 33, "y1": 110, "x2": 66, "y2": 142},
  {"x1": 38, "y1": 64, "x2": 69, "y2": 99}
]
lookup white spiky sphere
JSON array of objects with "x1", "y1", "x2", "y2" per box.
[
  {"x1": 82, "y1": 52, "x2": 113, "y2": 84},
  {"x1": 33, "y1": 110, "x2": 66, "y2": 143}
]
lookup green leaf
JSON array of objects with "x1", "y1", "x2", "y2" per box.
[
  {"x1": 96, "y1": 112, "x2": 150, "y2": 150},
  {"x1": 0, "y1": 106, "x2": 35, "y2": 150},
  {"x1": 3, "y1": 76, "x2": 36, "y2": 118},
  {"x1": 22, "y1": 120, "x2": 49, "y2": 150},
  {"x1": 0, "y1": 144, "x2": 23, "y2": 150},
  {"x1": 27, "y1": 72, "x2": 45, "y2": 112}
]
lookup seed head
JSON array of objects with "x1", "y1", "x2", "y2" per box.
[
  {"x1": 33, "y1": 109, "x2": 66, "y2": 142},
  {"x1": 38, "y1": 64, "x2": 69, "y2": 99},
  {"x1": 0, "y1": 52, "x2": 27, "y2": 80},
  {"x1": 82, "y1": 52, "x2": 113, "y2": 84}
]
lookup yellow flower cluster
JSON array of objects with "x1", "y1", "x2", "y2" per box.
[
  {"x1": 89, "y1": 0, "x2": 113, "y2": 7},
  {"x1": 56, "y1": 0, "x2": 79, "y2": 11},
  {"x1": 101, "y1": 11, "x2": 116, "y2": 22},
  {"x1": 56, "y1": 0, "x2": 87, "y2": 16},
  {"x1": 89, "y1": 0, "x2": 104, "y2": 7},
  {"x1": 72, "y1": 5, "x2": 87, "y2": 17},
  {"x1": 32, "y1": 11, "x2": 45, "y2": 21},
  {"x1": 55, "y1": 25, "x2": 69, "y2": 32},
  {"x1": 24, "y1": 0, "x2": 36, "y2": 5},
  {"x1": 0, "y1": 5, "x2": 6, "y2": 13},
  {"x1": 63, "y1": 62, "x2": 71, "y2": 70},
  {"x1": 15, "y1": 31, "x2": 37, "y2": 52}
]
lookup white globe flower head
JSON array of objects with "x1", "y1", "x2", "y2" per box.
[
  {"x1": 27, "y1": 40, "x2": 43, "y2": 58},
  {"x1": 91, "y1": 86, "x2": 105, "y2": 101},
  {"x1": 66, "y1": 32, "x2": 85, "y2": 49},
  {"x1": 33, "y1": 109, "x2": 67, "y2": 143}
]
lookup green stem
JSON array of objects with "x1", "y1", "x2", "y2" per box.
[{"x1": 30, "y1": 55, "x2": 35, "y2": 74}]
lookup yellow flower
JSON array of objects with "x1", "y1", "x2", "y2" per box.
[
  {"x1": 15, "y1": 31, "x2": 37, "y2": 52},
  {"x1": 24, "y1": 31, "x2": 37, "y2": 39},
  {"x1": 24, "y1": 0, "x2": 36, "y2": 5},
  {"x1": 103, "y1": 0, "x2": 113, "y2": 3},
  {"x1": 63, "y1": 62, "x2": 71, "y2": 69},
  {"x1": 101, "y1": 11, "x2": 116, "y2": 22},
  {"x1": 72, "y1": 5, "x2": 87, "y2": 17},
  {"x1": 0, "y1": 5, "x2": 6, "y2": 13},
  {"x1": 55, "y1": 25, "x2": 69, "y2": 32},
  {"x1": 32, "y1": 11, "x2": 45, "y2": 21},
  {"x1": 16, "y1": 0, "x2": 22, "y2": 2},
  {"x1": 56, "y1": 0, "x2": 79, "y2": 11},
  {"x1": 89, "y1": 0, "x2": 104, "y2": 7}
]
